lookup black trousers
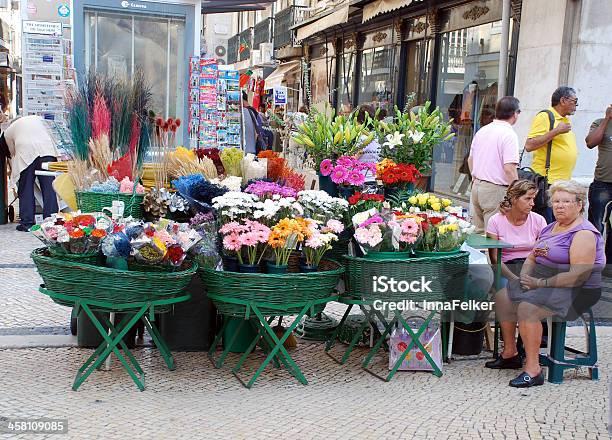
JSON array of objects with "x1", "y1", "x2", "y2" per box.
[{"x1": 17, "y1": 156, "x2": 58, "y2": 227}]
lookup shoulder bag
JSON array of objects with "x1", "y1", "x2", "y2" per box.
[{"x1": 517, "y1": 110, "x2": 554, "y2": 216}]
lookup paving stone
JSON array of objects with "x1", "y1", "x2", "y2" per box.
[{"x1": 0, "y1": 223, "x2": 611, "y2": 439}]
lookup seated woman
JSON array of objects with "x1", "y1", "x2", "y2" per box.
[
  {"x1": 486, "y1": 179, "x2": 547, "y2": 289},
  {"x1": 491, "y1": 180, "x2": 605, "y2": 387}
]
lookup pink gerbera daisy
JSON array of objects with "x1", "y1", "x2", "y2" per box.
[
  {"x1": 223, "y1": 234, "x2": 241, "y2": 252},
  {"x1": 240, "y1": 232, "x2": 258, "y2": 247},
  {"x1": 348, "y1": 171, "x2": 365, "y2": 186},
  {"x1": 320, "y1": 159, "x2": 333, "y2": 177},
  {"x1": 337, "y1": 156, "x2": 355, "y2": 168},
  {"x1": 402, "y1": 219, "x2": 419, "y2": 235},
  {"x1": 330, "y1": 165, "x2": 348, "y2": 184}
]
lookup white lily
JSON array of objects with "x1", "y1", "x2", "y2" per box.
[
  {"x1": 408, "y1": 130, "x2": 426, "y2": 143},
  {"x1": 383, "y1": 131, "x2": 405, "y2": 149}
]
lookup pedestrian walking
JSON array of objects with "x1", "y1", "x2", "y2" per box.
[
  {"x1": 524, "y1": 86, "x2": 578, "y2": 222},
  {"x1": 468, "y1": 96, "x2": 521, "y2": 234}
]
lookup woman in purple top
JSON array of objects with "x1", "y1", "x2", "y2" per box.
[{"x1": 492, "y1": 180, "x2": 605, "y2": 388}]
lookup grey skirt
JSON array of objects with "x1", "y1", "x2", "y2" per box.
[{"x1": 507, "y1": 265, "x2": 602, "y2": 319}]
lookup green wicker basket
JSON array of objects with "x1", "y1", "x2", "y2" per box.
[
  {"x1": 199, "y1": 259, "x2": 344, "y2": 318},
  {"x1": 31, "y1": 248, "x2": 196, "y2": 307},
  {"x1": 47, "y1": 248, "x2": 103, "y2": 265},
  {"x1": 344, "y1": 252, "x2": 469, "y2": 303},
  {"x1": 76, "y1": 191, "x2": 145, "y2": 219}
]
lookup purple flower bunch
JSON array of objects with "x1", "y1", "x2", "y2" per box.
[
  {"x1": 320, "y1": 156, "x2": 377, "y2": 187},
  {"x1": 245, "y1": 180, "x2": 298, "y2": 199}
]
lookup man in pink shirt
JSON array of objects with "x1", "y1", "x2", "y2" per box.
[{"x1": 468, "y1": 96, "x2": 521, "y2": 234}]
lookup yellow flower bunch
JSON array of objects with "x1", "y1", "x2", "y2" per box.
[
  {"x1": 437, "y1": 223, "x2": 459, "y2": 235},
  {"x1": 171, "y1": 146, "x2": 196, "y2": 161},
  {"x1": 407, "y1": 193, "x2": 453, "y2": 212}
]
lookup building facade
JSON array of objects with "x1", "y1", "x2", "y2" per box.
[{"x1": 222, "y1": 0, "x2": 610, "y2": 198}]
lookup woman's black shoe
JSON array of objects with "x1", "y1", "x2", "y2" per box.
[
  {"x1": 484, "y1": 354, "x2": 522, "y2": 369},
  {"x1": 16, "y1": 224, "x2": 33, "y2": 232},
  {"x1": 509, "y1": 370, "x2": 544, "y2": 388}
]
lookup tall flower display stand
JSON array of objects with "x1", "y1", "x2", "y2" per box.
[
  {"x1": 325, "y1": 252, "x2": 469, "y2": 381},
  {"x1": 31, "y1": 249, "x2": 196, "y2": 391},
  {"x1": 200, "y1": 260, "x2": 344, "y2": 388}
]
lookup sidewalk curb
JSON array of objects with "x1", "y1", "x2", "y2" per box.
[{"x1": 0, "y1": 335, "x2": 78, "y2": 349}]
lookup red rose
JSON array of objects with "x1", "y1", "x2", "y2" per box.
[
  {"x1": 155, "y1": 117, "x2": 164, "y2": 127},
  {"x1": 166, "y1": 117, "x2": 175, "y2": 127},
  {"x1": 398, "y1": 342, "x2": 408, "y2": 352},
  {"x1": 421, "y1": 222, "x2": 429, "y2": 232},
  {"x1": 174, "y1": 118, "x2": 181, "y2": 128}
]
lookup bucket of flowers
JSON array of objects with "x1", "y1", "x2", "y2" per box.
[
  {"x1": 352, "y1": 206, "x2": 421, "y2": 260},
  {"x1": 319, "y1": 156, "x2": 377, "y2": 200},
  {"x1": 414, "y1": 214, "x2": 475, "y2": 257}
]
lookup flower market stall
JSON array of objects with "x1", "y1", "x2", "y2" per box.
[{"x1": 28, "y1": 61, "x2": 486, "y2": 390}]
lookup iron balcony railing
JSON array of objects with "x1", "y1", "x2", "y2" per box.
[
  {"x1": 253, "y1": 17, "x2": 273, "y2": 50},
  {"x1": 273, "y1": 5, "x2": 306, "y2": 50},
  {"x1": 228, "y1": 34, "x2": 239, "y2": 64}
]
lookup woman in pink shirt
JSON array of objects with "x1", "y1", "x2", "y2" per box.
[{"x1": 486, "y1": 180, "x2": 547, "y2": 284}]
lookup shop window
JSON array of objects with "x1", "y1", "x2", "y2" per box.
[
  {"x1": 404, "y1": 39, "x2": 431, "y2": 109},
  {"x1": 433, "y1": 20, "x2": 507, "y2": 199},
  {"x1": 337, "y1": 51, "x2": 355, "y2": 114},
  {"x1": 85, "y1": 11, "x2": 186, "y2": 144},
  {"x1": 357, "y1": 28, "x2": 395, "y2": 112}
]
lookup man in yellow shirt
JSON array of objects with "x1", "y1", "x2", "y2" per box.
[{"x1": 524, "y1": 86, "x2": 578, "y2": 222}]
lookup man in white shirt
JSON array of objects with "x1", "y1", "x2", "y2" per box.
[{"x1": 0, "y1": 115, "x2": 59, "y2": 231}]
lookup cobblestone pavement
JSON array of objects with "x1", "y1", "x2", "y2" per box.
[{"x1": 0, "y1": 223, "x2": 611, "y2": 439}]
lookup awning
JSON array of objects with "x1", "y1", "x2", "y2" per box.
[
  {"x1": 362, "y1": 0, "x2": 414, "y2": 23},
  {"x1": 264, "y1": 61, "x2": 301, "y2": 89},
  {"x1": 201, "y1": 0, "x2": 275, "y2": 14},
  {"x1": 296, "y1": 5, "x2": 349, "y2": 42}
]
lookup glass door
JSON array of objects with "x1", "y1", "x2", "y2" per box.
[
  {"x1": 432, "y1": 21, "x2": 504, "y2": 199},
  {"x1": 85, "y1": 10, "x2": 186, "y2": 143}
]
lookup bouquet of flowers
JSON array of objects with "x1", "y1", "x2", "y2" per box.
[
  {"x1": 252, "y1": 195, "x2": 299, "y2": 225},
  {"x1": 267, "y1": 218, "x2": 314, "y2": 266},
  {"x1": 219, "y1": 147, "x2": 244, "y2": 177},
  {"x1": 219, "y1": 220, "x2": 271, "y2": 266},
  {"x1": 172, "y1": 174, "x2": 227, "y2": 213},
  {"x1": 376, "y1": 159, "x2": 420, "y2": 189},
  {"x1": 212, "y1": 191, "x2": 260, "y2": 222},
  {"x1": 352, "y1": 208, "x2": 421, "y2": 254},
  {"x1": 372, "y1": 103, "x2": 455, "y2": 174},
  {"x1": 245, "y1": 180, "x2": 298, "y2": 199},
  {"x1": 407, "y1": 192, "x2": 452, "y2": 213},
  {"x1": 31, "y1": 213, "x2": 109, "y2": 255},
  {"x1": 189, "y1": 212, "x2": 220, "y2": 269},
  {"x1": 296, "y1": 190, "x2": 349, "y2": 224},
  {"x1": 302, "y1": 219, "x2": 344, "y2": 267},
  {"x1": 195, "y1": 147, "x2": 225, "y2": 175},
  {"x1": 101, "y1": 219, "x2": 203, "y2": 267},
  {"x1": 319, "y1": 156, "x2": 376, "y2": 188},
  {"x1": 417, "y1": 214, "x2": 474, "y2": 252}
]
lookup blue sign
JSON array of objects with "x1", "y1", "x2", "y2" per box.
[
  {"x1": 42, "y1": 55, "x2": 54, "y2": 62},
  {"x1": 58, "y1": 4, "x2": 70, "y2": 18}
]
